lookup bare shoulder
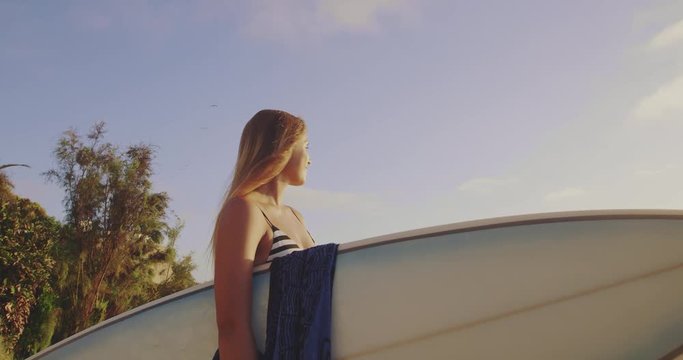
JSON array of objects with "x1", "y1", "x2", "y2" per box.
[
  {"x1": 215, "y1": 197, "x2": 266, "y2": 253},
  {"x1": 220, "y1": 196, "x2": 259, "y2": 219},
  {"x1": 288, "y1": 205, "x2": 306, "y2": 224}
]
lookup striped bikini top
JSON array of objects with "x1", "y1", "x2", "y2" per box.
[{"x1": 259, "y1": 207, "x2": 315, "y2": 262}]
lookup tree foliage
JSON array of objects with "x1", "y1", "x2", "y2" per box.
[
  {"x1": 0, "y1": 188, "x2": 61, "y2": 354},
  {"x1": 43, "y1": 123, "x2": 197, "y2": 341},
  {"x1": 1, "y1": 124, "x2": 198, "y2": 358}
]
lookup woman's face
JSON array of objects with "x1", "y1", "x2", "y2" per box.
[{"x1": 281, "y1": 135, "x2": 310, "y2": 186}]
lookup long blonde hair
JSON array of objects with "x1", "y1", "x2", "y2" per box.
[{"x1": 210, "y1": 109, "x2": 307, "y2": 256}]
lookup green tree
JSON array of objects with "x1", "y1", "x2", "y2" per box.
[
  {"x1": 0, "y1": 169, "x2": 62, "y2": 357},
  {"x1": 156, "y1": 254, "x2": 197, "y2": 299},
  {"x1": 0, "y1": 164, "x2": 29, "y2": 203},
  {"x1": 44, "y1": 122, "x2": 196, "y2": 341}
]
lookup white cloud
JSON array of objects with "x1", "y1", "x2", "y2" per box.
[
  {"x1": 635, "y1": 169, "x2": 665, "y2": 176},
  {"x1": 457, "y1": 177, "x2": 518, "y2": 193},
  {"x1": 320, "y1": 0, "x2": 414, "y2": 32},
  {"x1": 635, "y1": 163, "x2": 678, "y2": 177},
  {"x1": 244, "y1": 0, "x2": 321, "y2": 40},
  {"x1": 635, "y1": 164, "x2": 679, "y2": 177},
  {"x1": 285, "y1": 186, "x2": 387, "y2": 213},
  {"x1": 66, "y1": 0, "x2": 417, "y2": 41},
  {"x1": 244, "y1": 0, "x2": 417, "y2": 41},
  {"x1": 632, "y1": 74, "x2": 683, "y2": 120},
  {"x1": 544, "y1": 187, "x2": 586, "y2": 202},
  {"x1": 650, "y1": 18, "x2": 683, "y2": 49}
]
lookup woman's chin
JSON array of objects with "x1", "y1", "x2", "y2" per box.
[{"x1": 290, "y1": 177, "x2": 306, "y2": 186}]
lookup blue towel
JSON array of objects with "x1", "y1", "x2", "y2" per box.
[{"x1": 264, "y1": 243, "x2": 339, "y2": 360}]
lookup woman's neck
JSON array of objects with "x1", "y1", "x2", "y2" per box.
[{"x1": 253, "y1": 177, "x2": 287, "y2": 207}]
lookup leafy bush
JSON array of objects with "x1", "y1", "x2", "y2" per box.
[{"x1": 0, "y1": 197, "x2": 61, "y2": 355}]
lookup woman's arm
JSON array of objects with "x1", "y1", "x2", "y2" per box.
[{"x1": 214, "y1": 197, "x2": 264, "y2": 360}]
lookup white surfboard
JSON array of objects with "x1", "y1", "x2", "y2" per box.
[{"x1": 29, "y1": 210, "x2": 683, "y2": 359}]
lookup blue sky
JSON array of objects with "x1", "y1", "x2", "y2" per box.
[{"x1": 2, "y1": 0, "x2": 683, "y2": 281}]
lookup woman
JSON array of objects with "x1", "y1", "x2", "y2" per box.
[{"x1": 212, "y1": 109, "x2": 316, "y2": 360}]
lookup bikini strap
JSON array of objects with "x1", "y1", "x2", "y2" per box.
[
  {"x1": 255, "y1": 206, "x2": 275, "y2": 229},
  {"x1": 289, "y1": 206, "x2": 303, "y2": 224}
]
